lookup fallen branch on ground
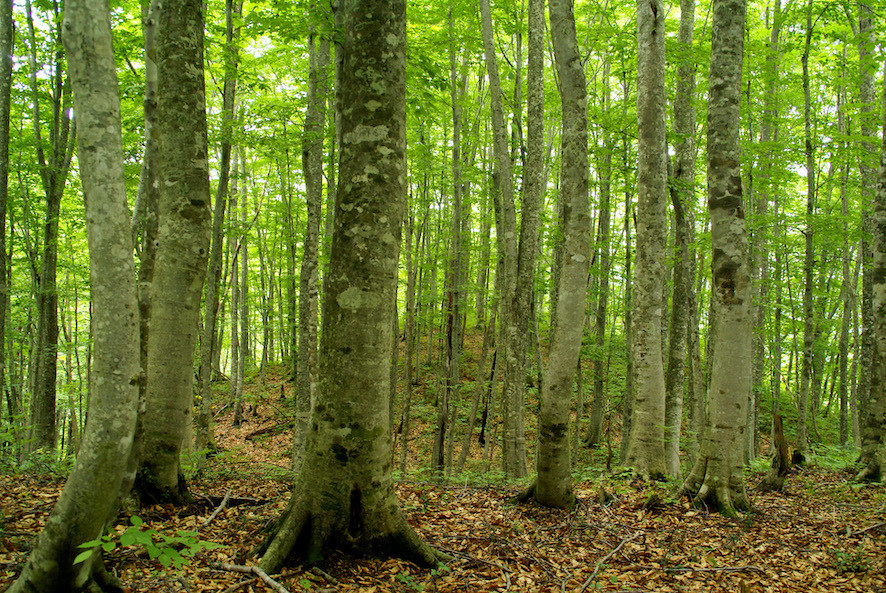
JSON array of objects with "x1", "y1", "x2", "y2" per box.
[{"x1": 214, "y1": 562, "x2": 290, "y2": 593}]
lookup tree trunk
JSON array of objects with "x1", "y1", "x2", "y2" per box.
[
  {"x1": 0, "y1": 0, "x2": 11, "y2": 452},
  {"x1": 294, "y1": 2, "x2": 330, "y2": 469},
  {"x1": 625, "y1": 0, "x2": 668, "y2": 480},
  {"x1": 681, "y1": 0, "x2": 752, "y2": 517},
  {"x1": 136, "y1": 0, "x2": 212, "y2": 504},
  {"x1": 531, "y1": 0, "x2": 589, "y2": 509},
  {"x1": 664, "y1": 0, "x2": 696, "y2": 478},
  {"x1": 25, "y1": 0, "x2": 76, "y2": 454},
  {"x1": 257, "y1": 0, "x2": 442, "y2": 569},
  {"x1": 857, "y1": 71, "x2": 886, "y2": 483},
  {"x1": 10, "y1": 1, "x2": 140, "y2": 587},
  {"x1": 196, "y1": 0, "x2": 240, "y2": 465},
  {"x1": 584, "y1": 60, "x2": 612, "y2": 449},
  {"x1": 796, "y1": 0, "x2": 815, "y2": 457},
  {"x1": 479, "y1": 0, "x2": 528, "y2": 478},
  {"x1": 856, "y1": 1, "x2": 876, "y2": 432}
]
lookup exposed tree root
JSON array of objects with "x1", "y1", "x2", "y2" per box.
[{"x1": 258, "y1": 490, "x2": 447, "y2": 575}]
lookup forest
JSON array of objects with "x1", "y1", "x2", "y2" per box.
[{"x1": 0, "y1": 0, "x2": 885, "y2": 588}]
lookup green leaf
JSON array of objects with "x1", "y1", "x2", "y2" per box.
[
  {"x1": 130, "y1": 516, "x2": 143, "y2": 527},
  {"x1": 77, "y1": 538, "x2": 102, "y2": 549},
  {"x1": 101, "y1": 541, "x2": 116, "y2": 553},
  {"x1": 73, "y1": 549, "x2": 95, "y2": 565}
]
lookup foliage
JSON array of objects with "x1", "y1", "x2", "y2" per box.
[{"x1": 74, "y1": 515, "x2": 222, "y2": 569}]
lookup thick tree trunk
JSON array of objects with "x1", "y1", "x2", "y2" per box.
[
  {"x1": 681, "y1": 0, "x2": 752, "y2": 517},
  {"x1": 531, "y1": 0, "x2": 589, "y2": 509},
  {"x1": 10, "y1": 2, "x2": 140, "y2": 588},
  {"x1": 136, "y1": 0, "x2": 211, "y2": 504},
  {"x1": 258, "y1": 0, "x2": 442, "y2": 571},
  {"x1": 625, "y1": 0, "x2": 668, "y2": 480}
]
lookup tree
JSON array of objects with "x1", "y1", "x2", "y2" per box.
[
  {"x1": 681, "y1": 0, "x2": 752, "y2": 516},
  {"x1": 293, "y1": 0, "x2": 330, "y2": 469},
  {"x1": 9, "y1": 0, "x2": 140, "y2": 587},
  {"x1": 624, "y1": 0, "x2": 668, "y2": 480},
  {"x1": 25, "y1": 0, "x2": 76, "y2": 453},
  {"x1": 136, "y1": 0, "x2": 212, "y2": 504},
  {"x1": 857, "y1": 73, "x2": 886, "y2": 483},
  {"x1": 663, "y1": 0, "x2": 696, "y2": 479},
  {"x1": 256, "y1": 0, "x2": 442, "y2": 570},
  {"x1": 196, "y1": 0, "x2": 241, "y2": 465},
  {"x1": 529, "y1": 0, "x2": 590, "y2": 509}
]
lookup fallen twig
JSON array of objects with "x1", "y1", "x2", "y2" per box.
[
  {"x1": 849, "y1": 521, "x2": 886, "y2": 537},
  {"x1": 214, "y1": 562, "x2": 291, "y2": 593},
  {"x1": 310, "y1": 566, "x2": 341, "y2": 585},
  {"x1": 202, "y1": 489, "x2": 231, "y2": 528},
  {"x1": 579, "y1": 532, "x2": 641, "y2": 592}
]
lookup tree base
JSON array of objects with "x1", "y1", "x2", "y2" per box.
[{"x1": 257, "y1": 490, "x2": 448, "y2": 575}]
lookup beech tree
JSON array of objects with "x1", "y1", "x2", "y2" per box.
[
  {"x1": 681, "y1": 0, "x2": 752, "y2": 516},
  {"x1": 624, "y1": 0, "x2": 668, "y2": 479},
  {"x1": 529, "y1": 0, "x2": 590, "y2": 509},
  {"x1": 857, "y1": 73, "x2": 886, "y2": 483},
  {"x1": 256, "y1": 0, "x2": 442, "y2": 570},
  {"x1": 8, "y1": 0, "x2": 140, "y2": 588},
  {"x1": 136, "y1": 0, "x2": 212, "y2": 503}
]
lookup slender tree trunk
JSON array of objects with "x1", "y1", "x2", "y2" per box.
[
  {"x1": 530, "y1": 0, "x2": 589, "y2": 508},
  {"x1": 664, "y1": 0, "x2": 696, "y2": 478},
  {"x1": 585, "y1": 60, "x2": 612, "y2": 448},
  {"x1": 25, "y1": 0, "x2": 75, "y2": 454},
  {"x1": 625, "y1": 0, "x2": 668, "y2": 480},
  {"x1": 0, "y1": 0, "x2": 11, "y2": 444},
  {"x1": 196, "y1": 0, "x2": 240, "y2": 463},
  {"x1": 479, "y1": 0, "x2": 526, "y2": 478},
  {"x1": 857, "y1": 1, "x2": 876, "y2": 429},
  {"x1": 681, "y1": 0, "x2": 751, "y2": 516},
  {"x1": 294, "y1": 2, "x2": 330, "y2": 469},
  {"x1": 796, "y1": 0, "x2": 815, "y2": 458}
]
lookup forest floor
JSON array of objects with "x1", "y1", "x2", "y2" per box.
[{"x1": 1, "y1": 362, "x2": 885, "y2": 592}]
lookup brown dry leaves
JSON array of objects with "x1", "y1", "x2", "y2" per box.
[{"x1": 1, "y1": 464, "x2": 884, "y2": 592}]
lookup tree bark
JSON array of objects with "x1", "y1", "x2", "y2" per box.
[
  {"x1": 479, "y1": 0, "x2": 530, "y2": 478},
  {"x1": 857, "y1": 70, "x2": 886, "y2": 483},
  {"x1": 664, "y1": 0, "x2": 696, "y2": 479},
  {"x1": 10, "y1": 0, "x2": 140, "y2": 587},
  {"x1": 196, "y1": 0, "x2": 240, "y2": 465},
  {"x1": 625, "y1": 0, "x2": 668, "y2": 480},
  {"x1": 0, "y1": 0, "x2": 11, "y2": 452},
  {"x1": 294, "y1": 0, "x2": 330, "y2": 470},
  {"x1": 681, "y1": 0, "x2": 752, "y2": 516},
  {"x1": 136, "y1": 0, "x2": 211, "y2": 504},
  {"x1": 25, "y1": 0, "x2": 76, "y2": 454},
  {"x1": 257, "y1": 0, "x2": 442, "y2": 570},
  {"x1": 532, "y1": 0, "x2": 589, "y2": 509}
]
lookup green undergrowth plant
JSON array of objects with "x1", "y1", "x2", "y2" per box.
[{"x1": 75, "y1": 515, "x2": 222, "y2": 569}]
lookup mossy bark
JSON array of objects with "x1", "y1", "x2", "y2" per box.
[
  {"x1": 136, "y1": 0, "x2": 211, "y2": 504},
  {"x1": 533, "y1": 0, "x2": 590, "y2": 510},
  {"x1": 258, "y1": 0, "x2": 441, "y2": 571},
  {"x1": 681, "y1": 0, "x2": 752, "y2": 516}
]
